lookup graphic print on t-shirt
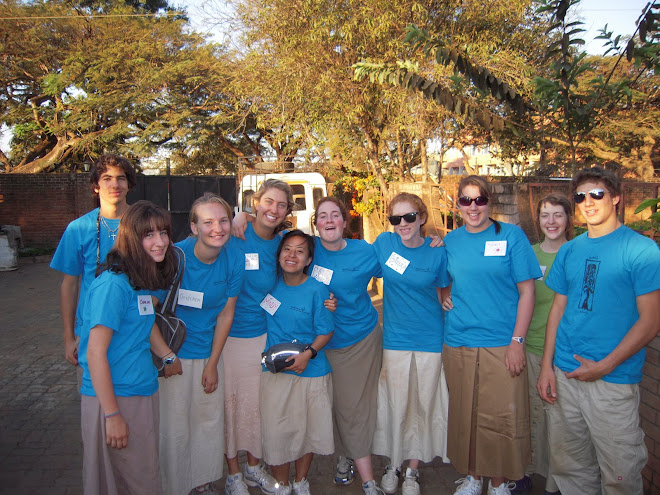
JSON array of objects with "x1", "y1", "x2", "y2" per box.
[{"x1": 579, "y1": 259, "x2": 600, "y2": 311}]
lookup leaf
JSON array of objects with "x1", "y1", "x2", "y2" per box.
[{"x1": 634, "y1": 198, "x2": 660, "y2": 214}]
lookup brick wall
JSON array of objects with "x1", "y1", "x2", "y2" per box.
[{"x1": 0, "y1": 173, "x2": 95, "y2": 248}]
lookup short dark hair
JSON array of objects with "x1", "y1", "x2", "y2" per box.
[
  {"x1": 90, "y1": 154, "x2": 137, "y2": 195},
  {"x1": 572, "y1": 167, "x2": 621, "y2": 197},
  {"x1": 276, "y1": 230, "x2": 315, "y2": 277},
  {"x1": 536, "y1": 193, "x2": 574, "y2": 240}
]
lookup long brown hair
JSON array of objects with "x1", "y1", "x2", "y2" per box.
[{"x1": 103, "y1": 201, "x2": 178, "y2": 290}]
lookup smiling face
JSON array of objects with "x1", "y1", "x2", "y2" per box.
[
  {"x1": 255, "y1": 187, "x2": 289, "y2": 233},
  {"x1": 575, "y1": 180, "x2": 619, "y2": 231},
  {"x1": 391, "y1": 200, "x2": 425, "y2": 246},
  {"x1": 539, "y1": 202, "x2": 568, "y2": 242},
  {"x1": 278, "y1": 235, "x2": 312, "y2": 276},
  {"x1": 458, "y1": 184, "x2": 491, "y2": 233},
  {"x1": 315, "y1": 200, "x2": 347, "y2": 244},
  {"x1": 142, "y1": 226, "x2": 169, "y2": 262},
  {"x1": 190, "y1": 202, "x2": 231, "y2": 250},
  {"x1": 94, "y1": 165, "x2": 129, "y2": 208}
]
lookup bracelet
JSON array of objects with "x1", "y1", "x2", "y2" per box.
[
  {"x1": 104, "y1": 410, "x2": 120, "y2": 419},
  {"x1": 160, "y1": 350, "x2": 174, "y2": 359}
]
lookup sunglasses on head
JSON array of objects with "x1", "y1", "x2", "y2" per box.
[
  {"x1": 573, "y1": 189, "x2": 607, "y2": 204},
  {"x1": 388, "y1": 212, "x2": 418, "y2": 225},
  {"x1": 458, "y1": 196, "x2": 489, "y2": 207}
]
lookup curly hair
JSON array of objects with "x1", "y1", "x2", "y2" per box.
[{"x1": 89, "y1": 154, "x2": 137, "y2": 195}]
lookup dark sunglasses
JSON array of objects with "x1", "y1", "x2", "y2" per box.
[
  {"x1": 458, "y1": 196, "x2": 489, "y2": 207},
  {"x1": 573, "y1": 189, "x2": 606, "y2": 204},
  {"x1": 388, "y1": 212, "x2": 418, "y2": 225}
]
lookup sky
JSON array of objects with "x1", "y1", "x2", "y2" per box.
[{"x1": 0, "y1": 0, "x2": 651, "y2": 158}]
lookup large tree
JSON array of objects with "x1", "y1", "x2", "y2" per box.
[{"x1": 1, "y1": 0, "x2": 234, "y2": 173}]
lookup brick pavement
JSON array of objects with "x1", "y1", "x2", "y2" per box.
[{"x1": 0, "y1": 261, "x2": 544, "y2": 495}]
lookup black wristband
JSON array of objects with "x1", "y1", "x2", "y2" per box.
[{"x1": 304, "y1": 345, "x2": 317, "y2": 359}]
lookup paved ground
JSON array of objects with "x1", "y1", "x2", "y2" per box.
[{"x1": 0, "y1": 261, "x2": 546, "y2": 495}]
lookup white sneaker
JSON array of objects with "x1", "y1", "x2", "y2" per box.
[
  {"x1": 225, "y1": 473, "x2": 250, "y2": 495},
  {"x1": 362, "y1": 480, "x2": 385, "y2": 495},
  {"x1": 245, "y1": 462, "x2": 279, "y2": 495},
  {"x1": 194, "y1": 482, "x2": 219, "y2": 495},
  {"x1": 453, "y1": 475, "x2": 483, "y2": 495},
  {"x1": 487, "y1": 480, "x2": 516, "y2": 495},
  {"x1": 401, "y1": 468, "x2": 420, "y2": 495},
  {"x1": 380, "y1": 465, "x2": 401, "y2": 494},
  {"x1": 334, "y1": 456, "x2": 355, "y2": 485},
  {"x1": 274, "y1": 484, "x2": 292, "y2": 495},
  {"x1": 292, "y1": 478, "x2": 311, "y2": 495}
]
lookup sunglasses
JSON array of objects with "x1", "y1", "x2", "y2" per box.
[
  {"x1": 573, "y1": 189, "x2": 607, "y2": 204},
  {"x1": 388, "y1": 212, "x2": 418, "y2": 225},
  {"x1": 458, "y1": 196, "x2": 489, "y2": 207}
]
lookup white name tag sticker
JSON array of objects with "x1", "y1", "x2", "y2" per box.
[
  {"x1": 484, "y1": 240, "x2": 507, "y2": 256},
  {"x1": 178, "y1": 289, "x2": 204, "y2": 309},
  {"x1": 138, "y1": 295, "x2": 154, "y2": 316},
  {"x1": 385, "y1": 252, "x2": 410, "y2": 275},
  {"x1": 311, "y1": 265, "x2": 333, "y2": 285},
  {"x1": 537, "y1": 265, "x2": 547, "y2": 280},
  {"x1": 245, "y1": 253, "x2": 259, "y2": 270},
  {"x1": 260, "y1": 293, "x2": 281, "y2": 316}
]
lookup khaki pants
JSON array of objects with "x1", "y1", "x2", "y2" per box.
[{"x1": 546, "y1": 369, "x2": 647, "y2": 495}]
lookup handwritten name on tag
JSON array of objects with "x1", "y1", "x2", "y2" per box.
[
  {"x1": 138, "y1": 295, "x2": 154, "y2": 315},
  {"x1": 178, "y1": 289, "x2": 204, "y2": 309},
  {"x1": 484, "y1": 240, "x2": 507, "y2": 257},
  {"x1": 385, "y1": 252, "x2": 410, "y2": 275},
  {"x1": 260, "y1": 293, "x2": 281, "y2": 316},
  {"x1": 245, "y1": 253, "x2": 259, "y2": 270},
  {"x1": 311, "y1": 265, "x2": 333, "y2": 285}
]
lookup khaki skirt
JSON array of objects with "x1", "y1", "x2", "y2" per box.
[
  {"x1": 260, "y1": 372, "x2": 334, "y2": 466},
  {"x1": 443, "y1": 344, "x2": 530, "y2": 480},
  {"x1": 326, "y1": 323, "x2": 382, "y2": 459},
  {"x1": 372, "y1": 349, "x2": 450, "y2": 467},
  {"x1": 159, "y1": 357, "x2": 224, "y2": 495},
  {"x1": 224, "y1": 334, "x2": 267, "y2": 459}
]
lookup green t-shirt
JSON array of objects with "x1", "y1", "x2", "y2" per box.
[{"x1": 527, "y1": 243, "x2": 558, "y2": 356}]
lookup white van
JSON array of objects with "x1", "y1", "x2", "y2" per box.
[{"x1": 238, "y1": 172, "x2": 328, "y2": 234}]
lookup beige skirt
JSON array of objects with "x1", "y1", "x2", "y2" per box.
[
  {"x1": 326, "y1": 323, "x2": 382, "y2": 459},
  {"x1": 372, "y1": 349, "x2": 450, "y2": 467},
  {"x1": 224, "y1": 334, "x2": 267, "y2": 459},
  {"x1": 81, "y1": 393, "x2": 162, "y2": 495},
  {"x1": 443, "y1": 345, "x2": 530, "y2": 480},
  {"x1": 260, "y1": 372, "x2": 334, "y2": 466},
  {"x1": 159, "y1": 357, "x2": 224, "y2": 495}
]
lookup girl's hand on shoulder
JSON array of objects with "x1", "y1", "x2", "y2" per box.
[
  {"x1": 429, "y1": 235, "x2": 445, "y2": 248},
  {"x1": 105, "y1": 414, "x2": 129, "y2": 449},
  {"x1": 324, "y1": 293, "x2": 337, "y2": 313},
  {"x1": 231, "y1": 212, "x2": 252, "y2": 240},
  {"x1": 201, "y1": 363, "x2": 219, "y2": 394},
  {"x1": 442, "y1": 295, "x2": 454, "y2": 311},
  {"x1": 285, "y1": 351, "x2": 311, "y2": 374}
]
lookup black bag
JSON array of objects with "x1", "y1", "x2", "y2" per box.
[
  {"x1": 261, "y1": 341, "x2": 308, "y2": 373},
  {"x1": 152, "y1": 245, "x2": 186, "y2": 376}
]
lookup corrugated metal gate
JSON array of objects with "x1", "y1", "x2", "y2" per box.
[{"x1": 127, "y1": 175, "x2": 237, "y2": 242}]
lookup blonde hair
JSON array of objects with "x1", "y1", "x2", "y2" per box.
[
  {"x1": 189, "y1": 192, "x2": 233, "y2": 229},
  {"x1": 253, "y1": 179, "x2": 294, "y2": 233}
]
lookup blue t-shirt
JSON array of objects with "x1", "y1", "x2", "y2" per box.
[
  {"x1": 175, "y1": 237, "x2": 244, "y2": 359},
  {"x1": 546, "y1": 225, "x2": 660, "y2": 384},
  {"x1": 309, "y1": 238, "x2": 382, "y2": 349},
  {"x1": 79, "y1": 271, "x2": 158, "y2": 397},
  {"x1": 50, "y1": 208, "x2": 120, "y2": 336},
  {"x1": 444, "y1": 222, "x2": 542, "y2": 348},
  {"x1": 263, "y1": 276, "x2": 334, "y2": 377},
  {"x1": 373, "y1": 232, "x2": 449, "y2": 352},
  {"x1": 229, "y1": 224, "x2": 280, "y2": 338}
]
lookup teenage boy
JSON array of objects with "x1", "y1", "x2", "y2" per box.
[
  {"x1": 51, "y1": 154, "x2": 137, "y2": 365},
  {"x1": 537, "y1": 167, "x2": 660, "y2": 495}
]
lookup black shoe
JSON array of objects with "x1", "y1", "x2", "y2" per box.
[{"x1": 510, "y1": 475, "x2": 532, "y2": 495}]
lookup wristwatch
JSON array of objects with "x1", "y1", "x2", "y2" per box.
[
  {"x1": 162, "y1": 354, "x2": 178, "y2": 366},
  {"x1": 304, "y1": 345, "x2": 318, "y2": 359},
  {"x1": 511, "y1": 336, "x2": 525, "y2": 344}
]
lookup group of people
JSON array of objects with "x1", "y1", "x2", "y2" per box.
[{"x1": 50, "y1": 154, "x2": 660, "y2": 495}]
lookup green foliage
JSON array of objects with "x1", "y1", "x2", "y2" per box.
[{"x1": 634, "y1": 197, "x2": 660, "y2": 232}]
